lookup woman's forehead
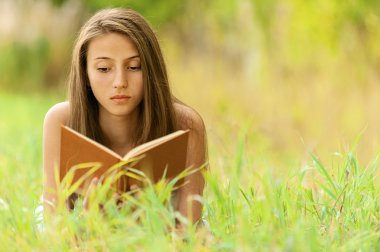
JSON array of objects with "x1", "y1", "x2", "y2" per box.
[{"x1": 87, "y1": 32, "x2": 139, "y2": 60}]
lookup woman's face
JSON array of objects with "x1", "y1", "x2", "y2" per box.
[{"x1": 86, "y1": 32, "x2": 144, "y2": 119}]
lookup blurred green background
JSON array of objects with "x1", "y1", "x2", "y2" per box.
[
  {"x1": 1, "y1": 1, "x2": 380, "y2": 249},
  {"x1": 1, "y1": 0, "x2": 380, "y2": 173}
]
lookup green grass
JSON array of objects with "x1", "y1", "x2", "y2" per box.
[{"x1": 0, "y1": 91, "x2": 379, "y2": 251}]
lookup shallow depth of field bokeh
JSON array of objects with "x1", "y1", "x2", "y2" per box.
[{"x1": 1, "y1": 0, "x2": 379, "y2": 250}]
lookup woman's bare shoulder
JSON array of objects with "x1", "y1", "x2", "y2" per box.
[
  {"x1": 174, "y1": 102, "x2": 205, "y2": 132},
  {"x1": 44, "y1": 101, "x2": 70, "y2": 127}
]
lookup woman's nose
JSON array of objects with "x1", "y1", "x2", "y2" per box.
[{"x1": 113, "y1": 68, "x2": 128, "y2": 88}]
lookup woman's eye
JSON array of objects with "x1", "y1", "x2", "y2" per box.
[
  {"x1": 97, "y1": 67, "x2": 110, "y2": 73},
  {"x1": 128, "y1": 66, "x2": 141, "y2": 71}
]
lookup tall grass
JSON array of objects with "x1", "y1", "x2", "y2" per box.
[{"x1": 0, "y1": 92, "x2": 379, "y2": 251}]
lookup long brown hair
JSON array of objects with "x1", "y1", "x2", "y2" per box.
[{"x1": 67, "y1": 8, "x2": 177, "y2": 145}]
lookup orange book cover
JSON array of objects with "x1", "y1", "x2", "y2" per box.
[{"x1": 60, "y1": 125, "x2": 189, "y2": 193}]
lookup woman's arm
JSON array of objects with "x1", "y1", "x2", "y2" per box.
[
  {"x1": 175, "y1": 104, "x2": 208, "y2": 226},
  {"x1": 42, "y1": 102, "x2": 69, "y2": 213}
]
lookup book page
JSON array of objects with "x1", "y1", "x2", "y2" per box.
[
  {"x1": 124, "y1": 129, "x2": 189, "y2": 187},
  {"x1": 123, "y1": 130, "x2": 189, "y2": 160}
]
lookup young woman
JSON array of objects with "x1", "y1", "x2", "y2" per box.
[{"x1": 43, "y1": 8, "x2": 207, "y2": 225}]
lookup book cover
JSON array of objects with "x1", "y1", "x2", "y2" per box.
[{"x1": 60, "y1": 125, "x2": 189, "y2": 193}]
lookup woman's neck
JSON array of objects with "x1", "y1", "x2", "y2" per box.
[{"x1": 98, "y1": 110, "x2": 139, "y2": 156}]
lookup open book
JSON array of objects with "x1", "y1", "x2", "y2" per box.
[{"x1": 60, "y1": 125, "x2": 189, "y2": 193}]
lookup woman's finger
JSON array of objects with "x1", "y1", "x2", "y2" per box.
[{"x1": 112, "y1": 192, "x2": 123, "y2": 209}]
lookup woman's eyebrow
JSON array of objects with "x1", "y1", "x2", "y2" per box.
[{"x1": 93, "y1": 55, "x2": 140, "y2": 60}]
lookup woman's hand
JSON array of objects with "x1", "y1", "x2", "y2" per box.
[{"x1": 82, "y1": 178, "x2": 127, "y2": 212}]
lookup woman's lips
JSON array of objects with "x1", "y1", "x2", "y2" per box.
[{"x1": 110, "y1": 95, "x2": 131, "y2": 103}]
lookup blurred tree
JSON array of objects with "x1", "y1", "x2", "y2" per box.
[
  {"x1": 250, "y1": 0, "x2": 278, "y2": 45},
  {"x1": 0, "y1": 37, "x2": 49, "y2": 91},
  {"x1": 2, "y1": 0, "x2": 380, "y2": 91},
  {"x1": 247, "y1": 0, "x2": 380, "y2": 87},
  {"x1": 51, "y1": 0, "x2": 66, "y2": 7},
  {"x1": 49, "y1": 0, "x2": 187, "y2": 26}
]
